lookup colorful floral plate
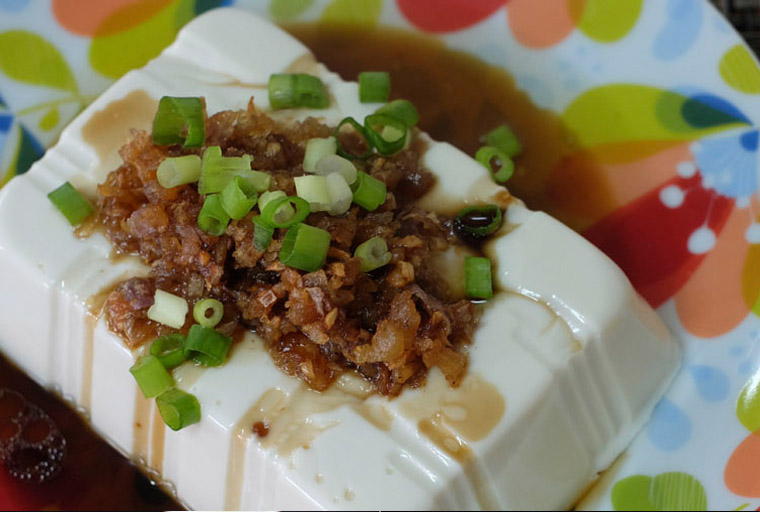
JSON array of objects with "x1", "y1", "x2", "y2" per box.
[{"x1": 2, "y1": 0, "x2": 760, "y2": 510}]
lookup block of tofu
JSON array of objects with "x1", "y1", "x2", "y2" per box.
[{"x1": 0, "y1": 9, "x2": 680, "y2": 510}]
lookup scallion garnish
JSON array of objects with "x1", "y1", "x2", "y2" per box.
[
  {"x1": 294, "y1": 175, "x2": 331, "y2": 212},
  {"x1": 334, "y1": 117, "x2": 373, "y2": 160},
  {"x1": 221, "y1": 176, "x2": 258, "y2": 220},
  {"x1": 47, "y1": 181, "x2": 94, "y2": 226},
  {"x1": 325, "y1": 172, "x2": 353, "y2": 215},
  {"x1": 465, "y1": 256, "x2": 493, "y2": 300},
  {"x1": 152, "y1": 96, "x2": 205, "y2": 148},
  {"x1": 454, "y1": 205, "x2": 503, "y2": 239},
  {"x1": 253, "y1": 215, "x2": 275, "y2": 251},
  {"x1": 149, "y1": 334, "x2": 187, "y2": 369},
  {"x1": 364, "y1": 113, "x2": 407, "y2": 155},
  {"x1": 303, "y1": 137, "x2": 337, "y2": 174},
  {"x1": 258, "y1": 190, "x2": 287, "y2": 213},
  {"x1": 476, "y1": 146, "x2": 514, "y2": 184},
  {"x1": 184, "y1": 324, "x2": 232, "y2": 367},
  {"x1": 375, "y1": 99, "x2": 419, "y2": 128},
  {"x1": 351, "y1": 171, "x2": 386, "y2": 211},
  {"x1": 130, "y1": 355, "x2": 175, "y2": 398},
  {"x1": 193, "y1": 298, "x2": 224, "y2": 328},
  {"x1": 280, "y1": 223, "x2": 331, "y2": 272},
  {"x1": 157, "y1": 155, "x2": 202, "y2": 189},
  {"x1": 198, "y1": 146, "x2": 268, "y2": 195},
  {"x1": 359, "y1": 71, "x2": 391, "y2": 103},
  {"x1": 354, "y1": 236, "x2": 392, "y2": 272},
  {"x1": 314, "y1": 154, "x2": 357, "y2": 184},
  {"x1": 484, "y1": 124, "x2": 522, "y2": 158},
  {"x1": 156, "y1": 389, "x2": 201, "y2": 431},
  {"x1": 197, "y1": 194, "x2": 230, "y2": 236},
  {"x1": 260, "y1": 195, "x2": 310, "y2": 228},
  {"x1": 268, "y1": 73, "x2": 330, "y2": 110},
  {"x1": 146, "y1": 289, "x2": 188, "y2": 329}
]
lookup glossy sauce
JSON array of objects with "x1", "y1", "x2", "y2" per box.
[{"x1": 0, "y1": 24, "x2": 588, "y2": 511}]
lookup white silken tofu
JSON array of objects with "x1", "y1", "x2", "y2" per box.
[{"x1": 0, "y1": 9, "x2": 680, "y2": 511}]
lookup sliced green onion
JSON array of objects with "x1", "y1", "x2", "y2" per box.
[
  {"x1": 149, "y1": 334, "x2": 187, "y2": 370},
  {"x1": 258, "y1": 190, "x2": 287, "y2": 212},
  {"x1": 485, "y1": 124, "x2": 522, "y2": 158},
  {"x1": 326, "y1": 173, "x2": 353, "y2": 216},
  {"x1": 268, "y1": 73, "x2": 330, "y2": 110},
  {"x1": 375, "y1": 99, "x2": 419, "y2": 127},
  {"x1": 221, "y1": 176, "x2": 258, "y2": 220},
  {"x1": 157, "y1": 155, "x2": 202, "y2": 188},
  {"x1": 198, "y1": 146, "x2": 268, "y2": 195},
  {"x1": 47, "y1": 181, "x2": 94, "y2": 226},
  {"x1": 314, "y1": 154, "x2": 357, "y2": 184},
  {"x1": 253, "y1": 215, "x2": 275, "y2": 251},
  {"x1": 351, "y1": 171, "x2": 386, "y2": 211},
  {"x1": 156, "y1": 389, "x2": 201, "y2": 431},
  {"x1": 152, "y1": 96, "x2": 205, "y2": 148},
  {"x1": 354, "y1": 236, "x2": 392, "y2": 272},
  {"x1": 334, "y1": 117, "x2": 373, "y2": 160},
  {"x1": 465, "y1": 256, "x2": 493, "y2": 300},
  {"x1": 476, "y1": 146, "x2": 514, "y2": 184},
  {"x1": 184, "y1": 324, "x2": 232, "y2": 367},
  {"x1": 261, "y1": 195, "x2": 310, "y2": 228},
  {"x1": 454, "y1": 205, "x2": 503, "y2": 238},
  {"x1": 193, "y1": 298, "x2": 224, "y2": 328},
  {"x1": 364, "y1": 113, "x2": 407, "y2": 155},
  {"x1": 295, "y1": 175, "x2": 331, "y2": 212},
  {"x1": 147, "y1": 289, "x2": 188, "y2": 329},
  {"x1": 280, "y1": 223, "x2": 331, "y2": 272},
  {"x1": 129, "y1": 355, "x2": 175, "y2": 398},
  {"x1": 303, "y1": 137, "x2": 337, "y2": 174},
  {"x1": 359, "y1": 71, "x2": 391, "y2": 103},
  {"x1": 197, "y1": 194, "x2": 230, "y2": 236}
]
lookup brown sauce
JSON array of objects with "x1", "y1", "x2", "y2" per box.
[{"x1": 0, "y1": 23, "x2": 593, "y2": 510}]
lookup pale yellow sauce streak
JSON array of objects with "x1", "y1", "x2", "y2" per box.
[
  {"x1": 80, "y1": 313, "x2": 97, "y2": 413},
  {"x1": 132, "y1": 388, "x2": 153, "y2": 464},
  {"x1": 150, "y1": 402, "x2": 166, "y2": 475}
]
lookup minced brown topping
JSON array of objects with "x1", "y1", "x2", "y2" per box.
[{"x1": 98, "y1": 99, "x2": 478, "y2": 396}]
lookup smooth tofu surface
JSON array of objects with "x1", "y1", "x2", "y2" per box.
[{"x1": 0, "y1": 9, "x2": 680, "y2": 511}]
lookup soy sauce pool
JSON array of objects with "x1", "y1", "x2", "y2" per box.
[{"x1": 0, "y1": 23, "x2": 601, "y2": 511}]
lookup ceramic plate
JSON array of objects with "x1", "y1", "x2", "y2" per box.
[{"x1": 1, "y1": 1, "x2": 760, "y2": 510}]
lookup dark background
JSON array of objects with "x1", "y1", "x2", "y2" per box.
[{"x1": 712, "y1": 0, "x2": 760, "y2": 53}]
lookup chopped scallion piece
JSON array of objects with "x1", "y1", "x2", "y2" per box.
[
  {"x1": 258, "y1": 190, "x2": 287, "y2": 213},
  {"x1": 465, "y1": 256, "x2": 493, "y2": 300},
  {"x1": 253, "y1": 215, "x2": 275, "y2": 251},
  {"x1": 147, "y1": 289, "x2": 188, "y2": 329},
  {"x1": 354, "y1": 236, "x2": 392, "y2": 272},
  {"x1": 326, "y1": 172, "x2": 353, "y2": 216},
  {"x1": 484, "y1": 124, "x2": 522, "y2": 158},
  {"x1": 268, "y1": 73, "x2": 330, "y2": 110},
  {"x1": 476, "y1": 146, "x2": 514, "y2": 184},
  {"x1": 130, "y1": 355, "x2": 175, "y2": 398},
  {"x1": 280, "y1": 223, "x2": 331, "y2": 272},
  {"x1": 157, "y1": 155, "x2": 202, "y2": 189},
  {"x1": 199, "y1": 146, "x2": 267, "y2": 195},
  {"x1": 260, "y1": 195, "x2": 310, "y2": 228},
  {"x1": 152, "y1": 96, "x2": 205, "y2": 148},
  {"x1": 364, "y1": 113, "x2": 407, "y2": 155},
  {"x1": 184, "y1": 324, "x2": 232, "y2": 367},
  {"x1": 295, "y1": 175, "x2": 331, "y2": 212},
  {"x1": 156, "y1": 389, "x2": 201, "y2": 431},
  {"x1": 221, "y1": 176, "x2": 258, "y2": 220},
  {"x1": 454, "y1": 205, "x2": 503, "y2": 239},
  {"x1": 197, "y1": 194, "x2": 230, "y2": 236},
  {"x1": 375, "y1": 99, "x2": 419, "y2": 127},
  {"x1": 150, "y1": 334, "x2": 187, "y2": 369},
  {"x1": 47, "y1": 181, "x2": 94, "y2": 226},
  {"x1": 193, "y1": 298, "x2": 224, "y2": 328},
  {"x1": 358, "y1": 71, "x2": 391, "y2": 103},
  {"x1": 303, "y1": 137, "x2": 337, "y2": 174},
  {"x1": 314, "y1": 154, "x2": 357, "y2": 184},
  {"x1": 351, "y1": 171, "x2": 386, "y2": 211},
  {"x1": 334, "y1": 117, "x2": 373, "y2": 160}
]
